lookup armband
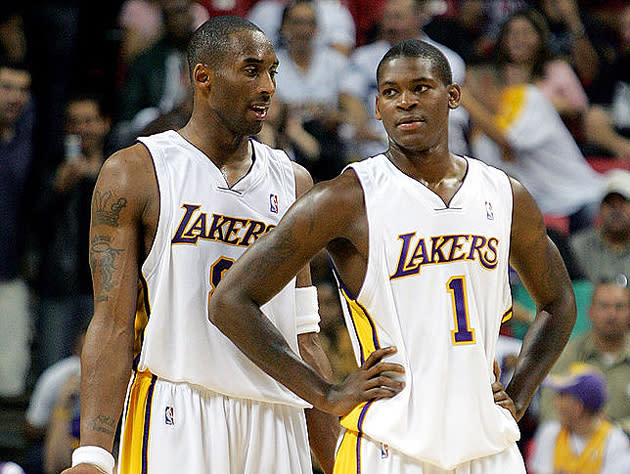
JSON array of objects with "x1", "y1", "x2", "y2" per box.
[
  {"x1": 295, "y1": 286, "x2": 321, "y2": 334},
  {"x1": 71, "y1": 446, "x2": 115, "y2": 474}
]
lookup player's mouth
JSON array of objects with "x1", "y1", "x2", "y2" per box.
[
  {"x1": 396, "y1": 116, "x2": 424, "y2": 130},
  {"x1": 250, "y1": 104, "x2": 269, "y2": 120}
]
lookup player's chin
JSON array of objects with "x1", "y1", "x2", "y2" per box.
[{"x1": 245, "y1": 121, "x2": 265, "y2": 137}]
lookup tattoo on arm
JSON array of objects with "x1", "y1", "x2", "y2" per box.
[
  {"x1": 89, "y1": 414, "x2": 118, "y2": 435},
  {"x1": 90, "y1": 235, "x2": 123, "y2": 302},
  {"x1": 94, "y1": 190, "x2": 128, "y2": 227}
]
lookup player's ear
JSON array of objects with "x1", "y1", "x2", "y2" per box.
[
  {"x1": 375, "y1": 94, "x2": 382, "y2": 121},
  {"x1": 193, "y1": 63, "x2": 212, "y2": 92},
  {"x1": 447, "y1": 83, "x2": 461, "y2": 110}
]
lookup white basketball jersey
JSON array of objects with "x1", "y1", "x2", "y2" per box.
[
  {"x1": 338, "y1": 155, "x2": 521, "y2": 469},
  {"x1": 135, "y1": 130, "x2": 308, "y2": 408}
]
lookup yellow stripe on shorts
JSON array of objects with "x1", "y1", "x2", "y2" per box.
[
  {"x1": 119, "y1": 371, "x2": 157, "y2": 474},
  {"x1": 333, "y1": 429, "x2": 362, "y2": 474}
]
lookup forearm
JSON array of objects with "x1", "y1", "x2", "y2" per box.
[
  {"x1": 79, "y1": 314, "x2": 133, "y2": 451},
  {"x1": 461, "y1": 90, "x2": 511, "y2": 150},
  {"x1": 506, "y1": 292, "x2": 576, "y2": 419},
  {"x1": 211, "y1": 292, "x2": 332, "y2": 410}
]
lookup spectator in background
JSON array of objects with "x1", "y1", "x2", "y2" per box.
[
  {"x1": 529, "y1": 363, "x2": 630, "y2": 474},
  {"x1": 273, "y1": 0, "x2": 349, "y2": 181},
  {"x1": 489, "y1": 9, "x2": 589, "y2": 135},
  {"x1": 247, "y1": 0, "x2": 356, "y2": 56},
  {"x1": 112, "y1": 0, "x2": 194, "y2": 148},
  {"x1": 30, "y1": 94, "x2": 111, "y2": 377},
  {"x1": 117, "y1": 0, "x2": 208, "y2": 69},
  {"x1": 534, "y1": 0, "x2": 611, "y2": 91},
  {"x1": 339, "y1": 0, "x2": 469, "y2": 161},
  {"x1": 0, "y1": 58, "x2": 35, "y2": 398},
  {"x1": 462, "y1": 10, "x2": 604, "y2": 234},
  {"x1": 569, "y1": 169, "x2": 630, "y2": 284},
  {"x1": 583, "y1": 4, "x2": 630, "y2": 159},
  {"x1": 538, "y1": 281, "x2": 630, "y2": 435},
  {"x1": 256, "y1": 96, "x2": 321, "y2": 165},
  {"x1": 0, "y1": 6, "x2": 27, "y2": 63},
  {"x1": 43, "y1": 370, "x2": 81, "y2": 474},
  {"x1": 23, "y1": 330, "x2": 84, "y2": 474},
  {"x1": 423, "y1": 0, "x2": 494, "y2": 66}
]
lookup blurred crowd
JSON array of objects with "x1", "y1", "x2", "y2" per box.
[{"x1": 1, "y1": 0, "x2": 629, "y2": 473}]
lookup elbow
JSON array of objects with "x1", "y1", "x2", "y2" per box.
[
  {"x1": 207, "y1": 286, "x2": 240, "y2": 331},
  {"x1": 207, "y1": 292, "x2": 224, "y2": 327}
]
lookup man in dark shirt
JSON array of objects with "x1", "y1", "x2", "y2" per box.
[{"x1": 0, "y1": 58, "x2": 34, "y2": 397}]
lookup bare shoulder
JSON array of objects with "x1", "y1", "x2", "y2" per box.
[
  {"x1": 291, "y1": 161, "x2": 314, "y2": 198},
  {"x1": 509, "y1": 176, "x2": 546, "y2": 244},
  {"x1": 308, "y1": 168, "x2": 364, "y2": 208},
  {"x1": 95, "y1": 142, "x2": 157, "y2": 215}
]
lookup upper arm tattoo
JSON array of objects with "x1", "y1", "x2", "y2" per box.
[
  {"x1": 90, "y1": 234, "x2": 124, "y2": 302},
  {"x1": 93, "y1": 190, "x2": 128, "y2": 227}
]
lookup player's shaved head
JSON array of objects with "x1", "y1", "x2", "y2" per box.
[
  {"x1": 377, "y1": 38, "x2": 452, "y2": 86},
  {"x1": 187, "y1": 15, "x2": 265, "y2": 77}
]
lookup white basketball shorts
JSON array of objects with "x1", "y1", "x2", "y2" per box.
[
  {"x1": 117, "y1": 371, "x2": 312, "y2": 473},
  {"x1": 334, "y1": 429, "x2": 526, "y2": 474}
]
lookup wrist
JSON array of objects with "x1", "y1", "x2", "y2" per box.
[{"x1": 72, "y1": 445, "x2": 115, "y2": 474}]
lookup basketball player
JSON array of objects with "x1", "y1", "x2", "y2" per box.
[
  {"x1": 209, "y1": 39, "x2": 577, "y2": 473},
  {"x1": 62, "y1": 17, "x2": 404, "y2": 474}
]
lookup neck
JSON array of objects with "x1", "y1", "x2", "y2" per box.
[
  {"x1": 502, "y1": 63, "x2": 533, "y2": 87},
  {"x1": 179, "y1": 111, "x2": 253, "y2": 186},
  {"x1": 289, "y1": 44, "x2": 312, "y2": 69},
  {"x1": 571, "y1": 414, "x2": 602, "y2": 438},
  {"x1": 385, "y1": 140, "x2": 453, "y2": 184}
]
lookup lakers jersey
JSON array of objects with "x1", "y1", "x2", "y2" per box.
[
  {"x1": 338, "y1": 154, "x2": 521, "y2": 468},
  {"x1": 135, "y1": 130, "x2": 308, "y2": 408}
]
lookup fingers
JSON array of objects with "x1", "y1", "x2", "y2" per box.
[
  {"x1": 361, "y1": 346, "x2": 397, "y2": 369},
  {"x1": 364, "y1": 373, "x2": 405, "y2": 392},
  {"x1": 367, "y1": 362, "x2": 405, "y2": 377},
  {"x1": 365, "y1": 386, "x2": 402, "y2": 400},
  {"x1": 493, "y1": 359, "x2": 501, "y2": 381}
]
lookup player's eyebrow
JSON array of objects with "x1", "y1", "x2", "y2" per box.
[{"x1": 242, "y1": 57, "x2": 280, "y2": 68}]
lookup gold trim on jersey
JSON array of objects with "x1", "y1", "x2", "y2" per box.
[
  {"x1": 119, "y1": 371, "x2": 157, "y2": 474},
  {"x1": 501, "y1": 306, "x2": 513, "y2": 323},
  {"x1": 134, "y1": 276, "x2": 151, "y2": 365},
  {"x1": 339, "y1": 288, "x2": 379, "y2": 434},
  {"x1": 340, "y1": 288, "x2": 381, "y2": 365},
  {"x1": 333, "y1": 429, "x2": 362, "y2": 474}
]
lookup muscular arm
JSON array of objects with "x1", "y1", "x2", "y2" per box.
[
  {"x1": 78, "y1": 145, "x2": 156, "y2": 453},
  {"x1": 505, "y1": 179, "x2": 577, "y2": 420},
  {"x1": 208, "y1": 171, "x2": 404, "y2": 416}
]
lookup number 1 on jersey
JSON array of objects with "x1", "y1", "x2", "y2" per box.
[{"x1": 447, "y1": 276, "x2": 475, "y2": 345}]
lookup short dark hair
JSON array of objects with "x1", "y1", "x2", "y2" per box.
[
  {"x1": 376, "y1": 39, "x2": 452, "y2": 86},
  {"x1": 187, "y1": 15, "x2": 264, "y2": 76},
  {"x1": 65, "y1": 92, "x2": 106, "y2": 117}
]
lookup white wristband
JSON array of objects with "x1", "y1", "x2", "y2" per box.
[
  {"x1": 295, "y1": 286, "x2": 321, "y2": 334},
  {"x1": 72, "y1": 446, "x2": 115, "y2": 474}
]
